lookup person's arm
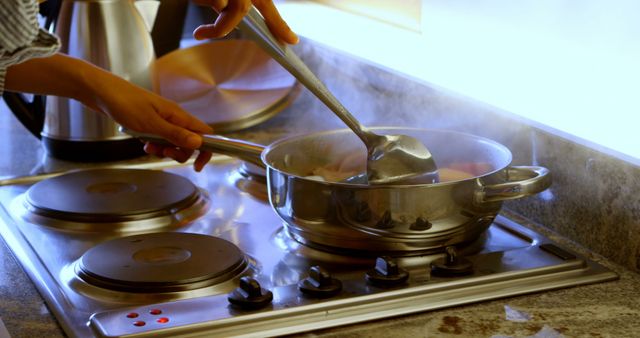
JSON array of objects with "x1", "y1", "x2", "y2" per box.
[
  {"x1": 191, "y1": 0, "x2": 298, "y2": 43},
  {"x1": 4, "y1": 53, "x2": 213, "y2": 171}
]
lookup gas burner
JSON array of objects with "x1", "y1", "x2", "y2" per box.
[
  {"x1": 21, "y1": 169, "x2": 209, "y2": 231},
  {"x1": 231, "y1": 162, "x2": 268, "y2": 201},
  {"x1": 76, "y1": 232, "x2": 248, "y2": 293}
]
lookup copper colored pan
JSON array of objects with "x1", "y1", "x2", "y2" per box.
[{"x1": 151, "y1": 40, "x2": 298, "y2": 132}]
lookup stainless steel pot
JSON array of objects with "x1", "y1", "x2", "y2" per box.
[{"x1": 131, "y1": 127, "x2": 551, "y2": 253}]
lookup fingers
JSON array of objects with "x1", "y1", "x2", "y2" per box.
[
  {"x1": 194, "y1": 151, "x2": 214, "y2": 172},
  {"x1": 144, "y1": 142, "x2": 212, "y2": 172},
  {"x1": 143, "y1": 142, "x2": 193, "y2": 162},
  {"x1": 157, "y1": 103, "x2": 213, "y2": 134},
  {"x1": 161, "y1": 147, "x2": 194, "y2": 163},
  {"x1": 193, "y1": 0, "x2": 298, "y2": 44},
  {"x1": 151, "y1": 121, "x2": 204, "y2": 150},
  {"x1": 194, "y1": 0, "x2": 251, "y2": 40},
  {"x1": 207, "y1": 0, "x2": 229, "y2": 11},
  {"x1": 143, "y1": 142, "x2": 165, "y2": 157},
  {"x1": 252, "y1": 0, "x2": 298, "y2": 44},
  {"x1": 141, "y1": 99, "x2": 215, "y2": 170},
  {"x1": 150, "y1": 104, "x2": 213, "y2": 150}
]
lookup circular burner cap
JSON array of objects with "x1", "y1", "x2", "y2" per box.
[
  {"x1": 26, "y1": 169, "x2": 200, "y2": 222},
  {"x1": 78, "y1": 232, "x2": 247, "y2": 292}
]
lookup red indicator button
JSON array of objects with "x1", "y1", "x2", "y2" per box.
[
  {"x1": 133, "y1": 321, "x2": 146, "y2": 327},
  {"x1": 126, "y1": 313, "x2": 139, "y2": 318},
  {"x1": 149, "y1": 309, "x2": 162, "y2": 315},
  {"x1": 157, "y1": 317, "x2": 170, "y2": 324}
]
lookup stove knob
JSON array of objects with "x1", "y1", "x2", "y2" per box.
[
  {"x1": 430, "y1": 246, "x2": 473, "y2": 277},
  {"x1": 365, "y1": 256, "x2": 409, "y2": 287},
  {"x1": 227, "y1": 276, "x2": 273, "y2": 310},
  {"x1": 298, "y1": 266, "x2": 342, "y2": 298}
]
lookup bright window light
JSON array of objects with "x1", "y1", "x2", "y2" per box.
[{"x1": 277, "y1": 0, "x2": 640, "y2": 162}]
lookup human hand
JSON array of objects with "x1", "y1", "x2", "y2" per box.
[
  {"x1": 91, "y1": 74, "x2": 214, "y2": 171},
  {"x1": 191, "y1": 0, "x2": 298, "y2": 44},
  {"x1": 5, "y1": 53, "x2": 214, "y2": 171}
]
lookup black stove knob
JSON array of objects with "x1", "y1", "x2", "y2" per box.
[
  {"x1": 227, "y1": 276, "x2": 273, "y2": 310},
  {"x1": 365, "y1": 256, "x2": 409, "y2": 287},
  {"x1": 430, "y1": 246, "x2": 474, "y2": 277},
  {"x1": 298, "y1": 266, "x2": 342, "y2": 298}
]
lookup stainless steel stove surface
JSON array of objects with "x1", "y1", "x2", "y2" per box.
[{"x1": 0, "y1": 160, "x2": 618, "y2": 338}]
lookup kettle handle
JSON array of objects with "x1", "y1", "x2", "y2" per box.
[
  {"x1": 3, "y1": 92, "x2": 46, "y2": 139},
  {"x1": 2, "y1": 92, "x2": 47, "y2": 139},
  {"x1": 3, "y1": 0, "x2": 61, "y2": 139}
]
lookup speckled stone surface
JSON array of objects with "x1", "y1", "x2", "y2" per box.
[
  {"x1": 290, "y1": 281, "x2": 640, "y2": 338},
  {"x1": 0, "y1": 38, "x2": 639, "y2": 337},
  {"x1": 507, "y1": 132, "x2": 640, "y2": 273},
  {"x1": 0, "y1": 239, "x2": 65, "y2": 338}
]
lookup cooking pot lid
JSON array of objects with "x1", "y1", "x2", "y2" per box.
[
  {"x1": 25, "y1": 169, "x2": 200, "y2": 222},
  {"x1": 152, "y1": 39, "x2": 297, "y2": 132},
  {"x1": 77, "y1": 232, "x2": 247, "y2": 292}
]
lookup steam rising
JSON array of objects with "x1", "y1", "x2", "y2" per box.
[{"x1": 236, "y1": 39, "x2": 534, "y2": 166}]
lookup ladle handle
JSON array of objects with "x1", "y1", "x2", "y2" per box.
[
  {"x1": 238, "y1": 7, "x2": 373, "y2": 144},
  {"x1": 122, "y1": 129, "x2": 266, "y2": 168}
]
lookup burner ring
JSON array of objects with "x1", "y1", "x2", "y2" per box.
[
  {"x1": 22, "y1": 169, "x2": 209, "y2": 231},
  {"x1": 77, "y1": 232, "x2": 248, "y2": 292}
]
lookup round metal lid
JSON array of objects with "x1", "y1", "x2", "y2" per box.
[
  {"x1": 26, "y1": 169, "x2": 199, "y2": 222},
  {"x1": 78, "y1": 232, "x2": 247, "y2": 292},
  {"x1": 151, "y1": 40, "x2": 297, "y2": 132}
]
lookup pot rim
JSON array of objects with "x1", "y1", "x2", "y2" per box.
[{"x1": 261, "y1": 127, "x2": 514, "y2": 188}]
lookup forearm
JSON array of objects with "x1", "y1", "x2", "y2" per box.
[{"x1": 4, "y1": 53, "x2": 106, "y2": 111}]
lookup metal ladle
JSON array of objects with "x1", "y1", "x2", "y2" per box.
[{"x1": 238, "y1": 7, "x2": 439, "y2": 184}]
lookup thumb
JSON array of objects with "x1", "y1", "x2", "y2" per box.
[{"x1": 152, "y1": 121, "x2": 204, "y2": 149}]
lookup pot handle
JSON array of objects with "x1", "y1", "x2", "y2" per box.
[
  {"x1": 475, "y1": 166, "x2": 551, "y2": 203},
  {"x1": 122, "y1": 129, "x2": 267, "y2": 168}
]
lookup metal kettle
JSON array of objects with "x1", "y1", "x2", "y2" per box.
[{"x1": 4, "y1": 0, "x2": 188, "y2": 162}]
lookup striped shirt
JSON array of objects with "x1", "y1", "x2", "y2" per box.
[{"x1": 0, "y1": 0, "x2": 60, "y2": 94}]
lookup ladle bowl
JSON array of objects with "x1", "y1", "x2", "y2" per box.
[{"x1": 238, "y1": 7, "x2": 439, "y2": 184}]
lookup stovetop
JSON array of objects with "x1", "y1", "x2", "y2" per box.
[{"x1": 0, "y1": 159, "x2": 618, "y2": 338}]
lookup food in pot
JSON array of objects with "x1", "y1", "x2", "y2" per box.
[
  {"x1": 306, "y1": 149, "x2": 363, "y2": 182},
  {"x1": 304, "y1": 150, "x2": 487, "y2": 183}
]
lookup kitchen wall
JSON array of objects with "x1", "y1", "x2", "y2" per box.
[
  {"x1": 231, "y1": 38, "x2": 640, "y2": 272},
  {"x1": 277, "y1": 0, "x2": 640, "y2": 163}
]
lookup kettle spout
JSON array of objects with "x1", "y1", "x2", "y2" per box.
[{"x1": 134, "y1": 0, "x2": 161, "y2": 32}]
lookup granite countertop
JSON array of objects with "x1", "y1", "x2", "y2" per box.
[{"x1": 1, "y1": 45, "x2": 639, "y2": 337}]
